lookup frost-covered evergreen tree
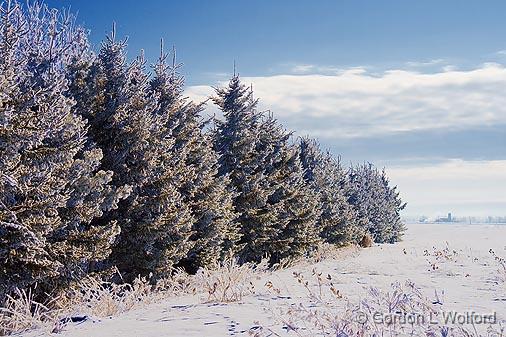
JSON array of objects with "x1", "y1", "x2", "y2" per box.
[
  {"x1": 299, "y1": 137, "x2": 361, "y2": 245},
  {"x1": 150, "y1": 47, "x2": 239, "y2": 272},
  {"x1": 213, "y1": 76, "x2": 321, "y2": 264},
  {"x1": 66, "y1": 30, "x2": 193, "y2": 280},
  {"x1": 259, "y1": 118, "x2": 321, "y2": 262},
  {"x1": 378, "y1": 169, "x2": 406, "y2": 243},
  {"x1": 347, "y1": 163, "x2": 406, "y2": 243},
  {"x1": 0, "y1": 2, "x2": 127, "y2": 300}
]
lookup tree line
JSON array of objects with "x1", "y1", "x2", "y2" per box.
[{"x1": 0, "y1": 2, "x2": 406, "y2": 302}]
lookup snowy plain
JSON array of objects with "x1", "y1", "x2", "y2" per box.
[{"x1": 25, "y1": 223, "x2": 506, "y2": 337}]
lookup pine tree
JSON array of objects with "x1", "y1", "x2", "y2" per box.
[
  {"x1": 66, "y1": 30, "x2": 193, "y2": 280},
  {"x1": 379, "y1": 169, "x2": 406, "y2": 243},
  {"x1": 150, "y1": 46, "x2": 238, "y2": 272},
  {"x1": 299, "y1": 137, "x2": 361, "y2": 245},
  {"x1": 346, "y1": 163, "x2": 406, "y2": 243},
  {"x1": 259, "y1": 118, "x2": 321, "y2": 262},
  {"x1": 213, "y1": 76, "x2": 321, "y2": 264},
  {"x1": 0, "y1": 2, "x2": 127, "y2": 300}
]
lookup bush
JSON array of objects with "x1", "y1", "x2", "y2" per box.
[{"x1": 359, "y1": 233, "x2": 374, "y2": 248}]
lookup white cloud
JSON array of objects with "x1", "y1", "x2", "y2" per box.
[
  {"x1": 187, "y1": 63, "x2": 506, "y2": 139},
  {"x1": 442, "y1": 65, "x2": 457, "y2": 72},
  {"x1": 187, "y1": 65, "x2": 506, "y2": 216},
  {"x1": 291, "y1": 64, "x2": 316, "y2": 74},
  {"x1": 387, "y1": 159, "x2": 506, "y2": 216},
  {"x1": 282, "y1": 63, "x2": 346, "y2": 75}
]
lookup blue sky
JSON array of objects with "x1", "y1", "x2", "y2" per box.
[
  {"x1": 48, "y1": 0, "x2": 506, "y2": 84},
  {"x1": 46, "y1": 0, "x2": 506, "y2": 218}
]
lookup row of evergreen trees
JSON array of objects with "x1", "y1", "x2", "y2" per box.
[{"x1": 0, "y1": 2, "x2": 405, "y2": 302}]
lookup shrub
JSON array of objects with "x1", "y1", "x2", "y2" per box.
[{"x1": 359, "y1": 233, "x2": 374, "y2": 248}]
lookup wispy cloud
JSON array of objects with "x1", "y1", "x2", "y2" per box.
[
  {"x1": 442, "y1": 65, "x2": 458, "y2": 72},
  {"x1": 291, "y1": 64, "x2": 316, "y2": 73},
  {"x1": 187, "y1": 63, "x2": 506, "y2": 139},
  {"x1": 284, "y1": 63, "x2": 345, "y2": 75}
]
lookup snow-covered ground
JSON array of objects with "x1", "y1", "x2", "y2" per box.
[{"x1": 27, "y1": 223, "x2": 506, "y2": 337}]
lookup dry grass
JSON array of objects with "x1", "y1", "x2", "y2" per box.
[
  {"x1": 0, "y1": 258, "x2": 266, "y2": 335},
  {"x1": 154, "y1": 267, "x2": 197, "y2": 296},
  {"x1": 62, "y1": 274, "x2": 153, "y2": 318},
  {"x1": 194, "y1": 258, "x2": 267, "y2": 303},
  {"x1": 424, "y1": 242, "x2": 461, "y2": 271},
  {"x1": 0, "y1": 288, "x2": 60, "y2": 336},
  {"x1": 273, "y1": 242, "x2": 360, "y2": 270},
  {"x1": 309, "y1": 242, "x2": 360, "y2": 264},
  {"x1": 255, "y1": 275, "x2": 506, "y2": 337},
  {"x1": 0, "y1": 274, "x2": 156, "y2": 336},
  {"x1": 489, "y1": 249, "x2": 506, "y2": 284},
  {"x1": 290, "y1": 269, "x2": 342, "y2": 304},
  {"x1": 4, "y1": 245, "x2": 502, "y2": 337}
]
